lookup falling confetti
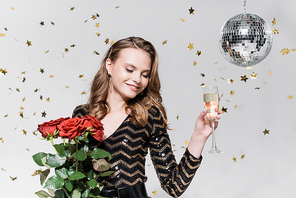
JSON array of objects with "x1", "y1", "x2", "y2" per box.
[
  {"x1": 287, "y1": 95, "x2": 294, "y2": 100},
  {"x1": 22, "y1": 129, "x2": 27, "y2": 135},
  {"x1": 272, "y1": 18, "x2": 276, "y2": 26},
  {"x1": 184, "y1": 141, "x2": 188, "y2": 145},
  {"x1": 228, "y1": 78, "x2": 234, "y2": 84},
  {"x1": 241, "y1": 154, "x2": 245, "y2": 159},
  {"x1": 193, "y1": 61, "x2": 197, "y2": 66},
  {"x1": 0, "y1": 137, "x2": 3, "y2": 143},
  {"x1": 200, "y1": 83, "x2": 206, "y2": 88},
  {"x1": 230, "y1": 91, "x2": 235, "y2": 96},
  {"x1": 79, "y1": 74, "x2": 84, "y2": 78},
  {"x1": 31, "y1": 169, "x2": 42, "y2": 176},
  {"x1": 273, "y1": 28, "x2": 279, "y2": 34},
  {"x1": 176, "y1": 115, "x2": 179, "y2": 120},
  {"x1": 263, "y1": 129, "x2": 270, "y2": 135},
  {"x1": 240, "y1": 75, "x2": 248, "y2": 82},
  {"x1": 162, "y1": 40, "x2": 168, "y2": 45},
  {"x1": 280, "y1": 48, "x2": 290, "y2": 55},
  {"x1": 41, "y1": 111, "x2": 47, "y2": 117},
  {"x1": 232, "y1": 157, "x2": 237, "y2": 162},
  {"x1": 95, "y1": 23, "x2": 100, "y2": 28},
  {"x1": 201, "y1": 73, "x2": 205, "y2": 77},
  {"x1": 0, "y1": 33, "x2": 6, "y2": 37},
  {"x1": 250, "y1": 72, "x2": 258, "y2": 79},
  {"x1": 40, "y1": 68, "x2": 45, "y2": 73},
  {"x1": 196, "y1": 51, "x2": 201, "y2": 56},
  {"x1": 26, "y1": 40, "x2": 32, "y2": 47},
  {"x1": 152, "y1": 190, "x2": 157, "y2": 195},
  {"x1": 189, "y1": 7, "x2": 195, "y2": 14},
  {"x1": 80, "y1": 91, "x2": 86, "y2": 95},
  {"x1": 40, "y1": 21, "x2": 45, "y2": 26},
  {"x1": 0, "y1": 68, "x2": 8, "y2": 75},
  {"x1": 104, "y1": 38, "x2": 110, "y2": 44},
  {"x1": 188, "y1": 43, "x2": 194, "y2": 51},
  {"x1": 46, "y1": 98, "x2": 50, "y2": 102},
  {"x1": 221, "y1": 107, "x2": 227, "y2": 113}
]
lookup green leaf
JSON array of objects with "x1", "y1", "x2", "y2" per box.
[
  {"x1": 35, "y1": 190, "x2": 53, "y2": 198},
  {"x1": 53, "y1": 145, "x2": 68, "y2": 157},
  {"x1": 33, "y1": 152, "x2": 47, "y2": 166},
  {"x1": 71, "y1": 189, "x2": 81, "y2": 198},
  {"x1": 64, "y1": 180, "x2": 74, "y2": 192},
  {"x1": 91, "y1": 148, "x2": 111, "y2": 159},
  {"x1": 55, "y1": 168, "x2": 69, "y2": 179},
  {"x1": 81, "y1": 189, "x2": 90, "y2": 198},
  {"x1": 75, "y1": 150, "x2": 87, "y2": 161},
  {"x1": 54, "y1": 189, "x2": 65, "y2": 198},
  {"x1": 46, "y1": 154, "x2": 67, "y2": 167},
  {"x1": 86, "y1": 179, "x2": 97, "y2": 189},
  {"x1": 93, "y1": 159, "x2": 110, "y2": 172},
  {"x1": 81, "y1": 144, "x2": 89, "y2": 153},
  {"x1": 98, "y1": 171, "x2": 115, "y2": 177},
  {"x1": 43, "y1": 175, "x2": 65, "y2": 189},
  {"x1": 69, "y1": 172, "x2": 86, "y2": 180},
  {"x1": 87, "y1": 170, "x2": 93, "y2": 180},
  {"x1": 40, "y1": 169, "x2": 50, "y2": 186}
]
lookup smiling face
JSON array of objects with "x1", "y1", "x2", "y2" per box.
[{"x1": 106, "y1": 48, "x2": 151, "y2": 102}]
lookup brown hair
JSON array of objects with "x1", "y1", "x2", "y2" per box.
[{"x1": 88, "y1": 36, "x2": 168, "y2": 128}]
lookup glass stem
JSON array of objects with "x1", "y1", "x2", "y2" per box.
[{"x1": 211, "y1": 121, "x2": 217, "y2": 150}]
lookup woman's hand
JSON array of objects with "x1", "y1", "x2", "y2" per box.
[{"x1": 188, "y1": 108, "x2": 222, "y2": 158}]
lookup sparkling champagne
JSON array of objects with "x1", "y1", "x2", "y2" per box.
[{"x1": 203, "y1": 93, "x2": 219, "y2": 121}]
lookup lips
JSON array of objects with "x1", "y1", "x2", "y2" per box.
[{"x1": 126, "y1": 83, "x2": 140, "y2": 91}]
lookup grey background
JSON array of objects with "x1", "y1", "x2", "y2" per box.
[{"x1": 1, "y1": 0, "x2": 296, "y2": 197}]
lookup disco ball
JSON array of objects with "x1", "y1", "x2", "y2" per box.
[{"x1": 218, "y1": 13, "x2": 273, "y2": 67}]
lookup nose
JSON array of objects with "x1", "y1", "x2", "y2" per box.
[{"x1": 132, "y1": 72, "x2": 141, "y2": 84}]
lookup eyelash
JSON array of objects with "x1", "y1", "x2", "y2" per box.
[{"x1": 126, "y1": 68, "x2": 149, "y2": 78}]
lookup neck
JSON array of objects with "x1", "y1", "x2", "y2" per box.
[{"x1": 106, "y1": 91, "x2": 128, "y2": 113}]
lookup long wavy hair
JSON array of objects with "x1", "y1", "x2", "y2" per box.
[{"x1": 88, "y1": 36, "x2": 168, "y2": 128}]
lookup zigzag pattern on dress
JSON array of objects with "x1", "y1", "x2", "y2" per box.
[{"x1": 72, "y1": 104, "x2": 202, "y2": 198}]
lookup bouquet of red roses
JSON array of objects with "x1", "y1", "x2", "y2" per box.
[{"x1": 33, "y1": 115, "x2": 113, "y2": 198}]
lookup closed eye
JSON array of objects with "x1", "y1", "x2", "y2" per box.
[{"x1": 126, "y1": 68, "x2": 133, "y2": 72}]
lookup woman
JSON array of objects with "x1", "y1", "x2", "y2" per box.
[{"x1": 72, "y1": 37, "x2": 221, "y2": 198}]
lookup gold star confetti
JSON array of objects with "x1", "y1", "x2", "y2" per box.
[
  {"x1": 21, "y1": 71, "x2": 26, "y2": 75},
  {"x1": 221, "y1": 106, "x2": 227, "y2": 113},
  {"x1": 255, "y1": 87, "x2": 260, "y2": 90},
  {"x1": 65, "y1": 86, "x2": 70, "y2": 88},
  {"x1": 26, "y1": 40, "x2": 32, "y2": 47},
  {"x1": 176, "y1": 115, "x2": 179, "y2": 120},
  {"x1": 188, "y1": 43, "x2": 194, "y2": 51},
  {"x1": 0, "y1": 68, "x2": 8, "y2": 75},
  {"x1": 234, "y1": 105, "x2": 238, "y2": 109},
  {"x1": 228, "y1": 78, "x2": 234, "y2": 84},
  {"x1": 188, "y1": 7, "x2": 195, "y2": 14},
  {"x1": 81, "y1": 91, "x2": 86, "y2": 95},
  {"x1": 288, "y1": 95, "x2": 294, "y2": 100},
  {"x1": 232, "y1": 157, "x2": 237, "y2": 162},
  {"x1": 33, "y1": 130, "x2": 38, "y2": 136},
  {"x1": 230, "y1": 91, "x2": 235, "y2": 96},
  {"x1": 241, "y1": 154, "x2": 245, "y2": 159},
  {"x1": 193, "y1": 61, "x2": 197, "y2": 66},
  {"x1": 41, "y1": 111, "x2": 47, "y2": 118},
  {"x1": 201, "y1": 73, "x2": 205, "y2": 77},
  {"x1": 16, "y1": 88, "x2": 20, "y2": 92},
  {"x1": 40, "y1": 95, "x2": 43, "y2": 100},
  {"x1": 40, "y1": 21, "x2": 45, "y2": 26},
  {"x1": 250, "y1": 72, "x2": 258, "y2": 79},
  {"x1": 292, "y1": 48, "x2": 296, "y2": 52},
  {"x1": 273, "y1": 28, "x2": 279, "y2": 34},
  {"x1": 40, "y1": 68, "x2": 45, "y2": 73},
  {"x1": 19, "y1": 111, "x2": 24, "y2": 118},
  {"x1": 4, "y1": 114, "x2": 8, "y2": 118},
  {"x1": 152, "y1": 190, "x2": 157, "y2": 195},
  {"x1": 200, "y1": 83, "x2": 206, "y2": 88},
  {"x1": 105, "y1": 38, "x2": 110, "y2": 44},
  {"x1": 20, "y1": 106, "x2": 24, "y2": 110},
  {"x1": 70, "y1": 7, "x2": 75, "y2": 11},
  {"x1": 247, "y1": 66, "x2": 253, "y2": 70},
  {"x1": 46, "y1": 98, "x2": 50, "y2": 102},
  {"x1": 79, "y1": 74, "x2": 84, "y2": 78},
  {"x1": 180, "y1": 18, "x2": 185, "y2": 22},
  {"x1": 1, "y1": 168, "x2": 6, "y2": 171},
  {"x1": 272, "y1": 18, "x2": 276, "y2": 26},
  {"x1": 240, "y1": 75, "x2": 248, "y2": 82},
  {"x1": 96, "y1": 32, "x2": 100, "y2": 37},
  {"x1": 51, "y1": 22, "x2": 55, "y2": 25},
  {"x1": 33, "y1": 112, "x2": 36, "y2": 116},
  {"x1": 221, "y1": 77, "x2": 225, "y2": 80},
  {"x1": 22, "y1": 77, "x2": 26, "y2": 83},
  {"x1": 268, "y1": 70, "x2": 272, "y2": 75},
  {"x1": 95, "y1": 23, "x2": 100, "y2": 28},
  {"x1": 70, "y1": 44, "x2": 76, "y2": 48},
  {"x1": 26, "y1": 148, "x2": 30, "y2": 151},
  {"x1": 34, "y1": 88, "x2": 39, "y2": 93},
  {"x1": 184, "y1": 141, "x2": 188, "y2": 145},
  {"x1": 196, "y1": 50, "x2": 201, "y2": 56},
  {"x1": 0, "y1": 137, "x2": 3, "y2": 143},
  {"x1": 214, "y1": 77, "x2": 217, "y2": 82},
  {"x1": 44, "y1": 50, "x2": 49, "y2": 53},
  {"x1": 110, "y1": 40, "x2": 115, "y2": 45},
  {"x1": 10, "y1": 176, "x2": 17, "y2": 181},
  {"x1": 22, "y1": 97, "x2": 26, "y2": 102},
  {"x1": 31, "y1": 169, "x2": 42, "y2": 176},
  {"x1": 64, "y1": 48, "x2": 69, "y2": 53},
  {"x1": 49, "y1": 75, "x2": 54, "y2": 78},
  {"x1": 22, "y1": 129, "x2": 27, "y2": 135},
  {"x1": 10, "y1": 7, "x2": 16, "y2": 10},
  {"x1": 0, "y1": 33, "x2": 6, "y2": 37},
  {"x1": 162, "y1": 40, "x2": 167, "y2": 45},
  {"x1": 280, "y1": 48, "x2": 290, "y2": 55},
  {"x1": 94, "y1": 50, "x2": 100, "y2": 55},
  {"x1": 263, "y1": 129, "x2": 270, "y2": 135}
]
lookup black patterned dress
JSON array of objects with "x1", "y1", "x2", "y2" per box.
[{"x1": 72, "y1": 105, "x2": 202, "y2": 198}]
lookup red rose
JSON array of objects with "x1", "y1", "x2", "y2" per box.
[
  {"x1": 57, "y1": 117, "x2": 86, "y2": 139},
  {"x1": 83, "y1": 115, "x2": 104, "y2": 142},
  {"x1": 38, "y1": 117, "x2": 70, "y2": 138}
]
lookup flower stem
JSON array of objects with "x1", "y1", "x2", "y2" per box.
[
  {"x1": 75, "y1": 137, "x2": 78, "y2": 172},
  {"x1": 49, "y1": 136, "x2": 57, "y2": 153}
]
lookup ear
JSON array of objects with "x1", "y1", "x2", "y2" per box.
[{"x1": 105, "y1": 58, "x2": 113, "y2": 74}]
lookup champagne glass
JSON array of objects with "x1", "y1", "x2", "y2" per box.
[{"x1": 203, "y1": 85, "x2": 223, "y2": 154}]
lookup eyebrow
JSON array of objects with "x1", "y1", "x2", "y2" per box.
[{"x1": 125, "y1": 63, "x2": 150, "y2": 72}]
